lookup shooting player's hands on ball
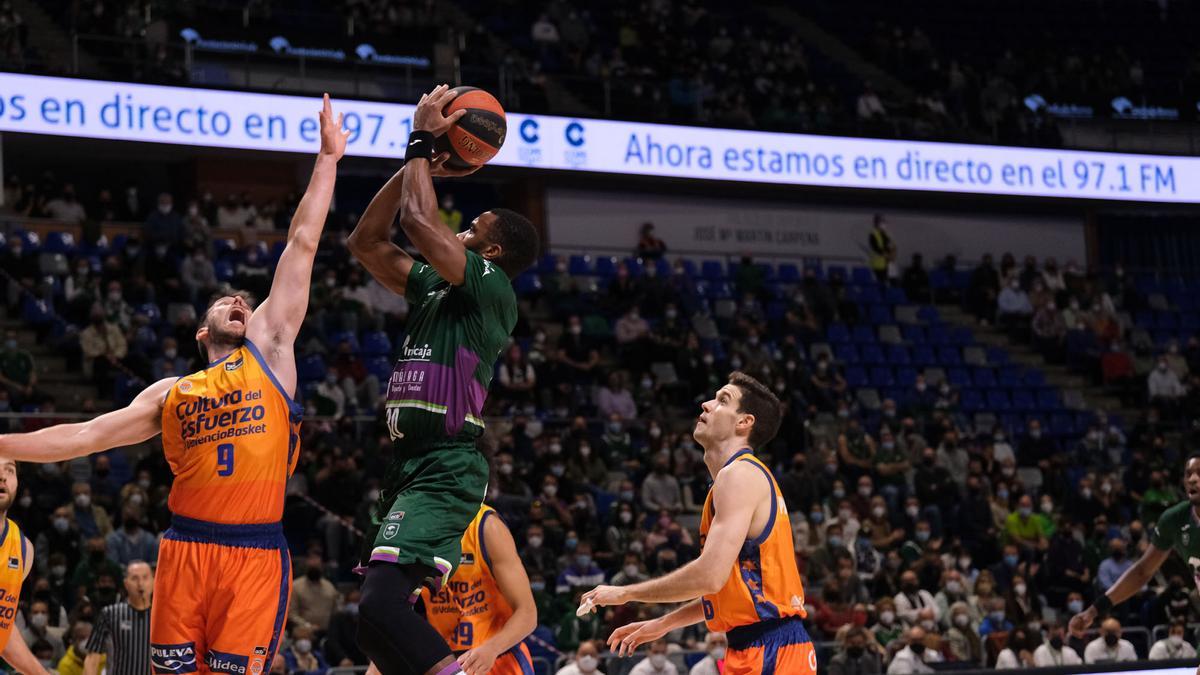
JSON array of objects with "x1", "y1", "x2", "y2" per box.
[
  {"x1": 318, "y1": 93, "x2": 350, "y2": 160},
  {"x1": 1068, "y1": 605, "x2": 1098, "y2": 639},
  {"x1": 430, "y1": 152, "x2": 481, "y2": 178},
  {"x1": 457, "y1": 642, "x2": 501, "y2": 675},
  {"x1": 607, "y1": 619, "x2": 669, "y2": 657},
  {"x1": 413, "y1": 84, "x2": 467, "y2": 137}
]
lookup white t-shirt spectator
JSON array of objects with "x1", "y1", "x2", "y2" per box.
[
  {"x1": 1149, "y1": 365, "x2": 1186, "y2": 399},
  {"x1": 531, "y1": 15, "x2": 559, "y2": 44},
  {"x1": 44, "y1": 197, "x2": 87, "y2": 224},
  {"x1": 893, "y1": 589, "x2": 940, "y2": 625},
  {"x1": 857, "y1": 92, "x2": 886, "y2": 120},
  {"x1": 1033, "y1": 642, "x2": 1082, "y2": 667},
  {"x1": 1083, "y1": 637, "x2": 1137, "y2": 664},
  {"x1": 886, "y1": 646, "x2": 940, "y2": 674},
  {"x1": 1148, "y1": 637, "x2": 1197, "y2": 660},
  {"x1": 629, "y1": 655, "x2": 678, "y2": 675}
]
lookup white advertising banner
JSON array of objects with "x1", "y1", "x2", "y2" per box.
[{"x1": 0, "y1": 73, "x2": 1196, "y2": 203}]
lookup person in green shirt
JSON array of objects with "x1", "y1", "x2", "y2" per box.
[
  {"x1": 1072, "y1": 455, "x2": 1200, "y2": 638},
  {"x1": 346, "y1": 84, "x2": 541, "y2": 675},
  {"x1": 1005, "y1": 494, "x2": 1047, "y2": 552},
  {"x1": 0, "y1": 331, "x2": 35, "y2": 402}
]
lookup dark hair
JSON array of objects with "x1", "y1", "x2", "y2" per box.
[
  {"x1": 728, "y1": 371, "x2": 783, "y2": 450},
  {"x1": 487, "y1": 208, "x2": 539, "y2": 277}
]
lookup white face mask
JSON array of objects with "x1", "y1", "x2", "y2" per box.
[
  {"x1": 577, "y1": 655, "x2": 599, "y2": 673},
  {"x1": 880, "y1": 610, "x2": 895, "y2": 625},
  {"x1": 711, "y1": 646, "x2": 726, "y2": 660},
  {"x1": 1169, "y1": 635, "x2": 1184, "y2": 647},
  {"x1": 649, "y1": 654, "x2": 667, "y2": 669},
  {"x1": 294, "y1": 639, "x2": 312, "y2": 654}
]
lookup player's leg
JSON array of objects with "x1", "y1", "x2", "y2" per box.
[
  {"x1": 150, "y1": 539, "x2": 209, "y2": 675},
  {"x1": 203, "y1": 534, "x2": 292, "y2": 675},
  {"x1": 357, "y1": 445, "x2": 488, "y2": 675}
]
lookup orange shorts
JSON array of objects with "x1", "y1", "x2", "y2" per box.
[
  {"x1": 724, "y1": 617, "x2": 817, "y2": 675},
  {"x1": 489, "y1": 643, "x2": 535, "y2": 675},
  {"x1": 151, "y1": 517, "x2": 291, "y2": 675}
]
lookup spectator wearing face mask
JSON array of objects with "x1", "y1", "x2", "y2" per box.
[
  {"x1": 1034, "y1": 622, "x2": 1082, "y2": 666},
  {"x1": 994, "y1": 626, "x2": 1037, "y2": 669},
  {"x1": 35, "y1": 506, "x2": 83, "y2": 574},
  {"x1": 520, "y1": 524, "x2": 557, "y2": 576},
  {"x1": 978, "y1": 598, "x2": 1012, "y2": 638},
  {"x1": 894, "y1": 571, "x2": 939, "y2": 626},
  {"x1": 289, "y1": 554, "x2": 339, "y2": 633},
  {"x1": 944, "y1": 602, "x2": 982, "y2": 664},
  {"x1": 557, "y1": 543, "x2": 604, "y2": 594},
  {"x1": 104, "y1": 505, "x2": 157, "y2": 567},
  {"x1": 828, "y1": 626, "x2": 880, "y2": 675},
  {"x1": 70, "y1": 483, "x2": 112, "y2": 540},
  {"x1": 20, "y1": 600, "x2": 66, "y2": 662},
  {"x1": 641, "y1": 458, "x2": 682, "y2": 513},
  {"x1": 555, "y1": 639, "x2": 603, "y2": 675},
  {"x1": 688, "y1": 632, "x2": 728, "y2": 675},
  {"x1": 887, "y1": 626, "x2": 941, "y2": 674},
  {"x1": 629, "y1": 639, "x2": 677, "y2": 675},
  {"x1": 1004, "y1": 495, "x2": 1047, "y2": 553},
  {"x1": 283, "y1": 624, "x2": 327, "y2": 675},
  {"x1": 1097, "y1": 538, "x2": 1132, "y2": 591},
  {"x1": 1149, "y1": 620, "x2": 1197, "y2": 660},
  {"x1": 871, "y1": 598, "x2": 903, "y2": 649},
  {"x1": 1084, "y1": 618, "x2": 1137, "y2": 663},
  {"x1": 610, "y1": 552, "x2": 649, "y2": 587},
  {"x1": 58, "y1": 621, "x2": 100, "y2": 675},
  {"x1": 934, "y1": 571, "x2": 968, "y2": 624}
]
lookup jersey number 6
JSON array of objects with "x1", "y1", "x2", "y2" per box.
[{"x1": 217, "y1": 443, "x2": 235, "y2": 476}]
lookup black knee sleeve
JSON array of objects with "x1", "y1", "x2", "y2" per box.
[{"x1": 357, "y1": 563, "x2": 453, "y2": 675}]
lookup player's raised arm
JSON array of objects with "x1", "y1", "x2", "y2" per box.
[
  {"x1": 583, "y1": 461, "x2": 760, "y2": 608},
  {"x1": 457, "y1": 514, "x2": 537, "y2": 675},
  {"x1": 397, "y1": 84, "x2": 476, "y2": 286},
  {"x1": 246, "y1": 93, "x2": 347, "y2": 355},
  {"x1": 0, "y1": 377, "x2": 173, "y2": 463}
]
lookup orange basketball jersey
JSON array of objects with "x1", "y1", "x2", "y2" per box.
[
  {"x1": 0, "y1": 519, "x2": 28, "y2": 653},
  {"x1": 699, "y1": 449, "x2": 807, "y2": 633},
  {"x1": 425, "y1": 505, "x2": 516, "y2": 651},
  {"x1": 161, "y1": 340, "x2": 302, "y2": 524}
]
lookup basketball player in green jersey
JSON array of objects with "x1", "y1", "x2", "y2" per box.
[
  {"x1": 346, "y1": 84, "x2": 539, "y2": 675},
  {"x1": 1071, "y1": 454, "x2": 1200, "y2": 638}
]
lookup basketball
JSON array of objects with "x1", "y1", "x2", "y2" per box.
[{"x1": 434, "y1": 86, "x2": 506, "y2": 170}]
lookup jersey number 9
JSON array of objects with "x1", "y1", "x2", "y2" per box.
[
  {"x1": 217, "y1": 443, "x2": 235, "y2": 476},
  {"x1": 455, "y1": 622, "x2": 474, "y2": 647}
]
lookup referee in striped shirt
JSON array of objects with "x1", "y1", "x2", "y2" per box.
[{"x1": 84, "y1": 561, "x2": 152, "y2": 675}]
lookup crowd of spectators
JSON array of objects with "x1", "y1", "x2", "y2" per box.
[{"x1": 7, "y1": 178, "x2": 1200, "y2": 673}]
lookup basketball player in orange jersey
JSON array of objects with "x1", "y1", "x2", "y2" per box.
[
  {"x1": 582, "y1": 372, "x2": 816, "y2": 675},
  {"x1": 0, "y1": 94, "x2": 349, "y2": 675},
  {"x1": 364, "y1": 503, "x2": 537, "y2": 675},
  {"x1": 0, "y1": 460, "x2": 50, "y2": 675}
]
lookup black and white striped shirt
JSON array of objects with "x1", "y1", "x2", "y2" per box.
[{"x1": 84, "y1": 601, "x2": 151, "y2": 675}]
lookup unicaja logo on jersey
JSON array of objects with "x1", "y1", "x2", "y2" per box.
[
  {"x1": 152, "y1": 643, "x2": 198, "y2": 674},
  {"x1": 400, "y1": 336, "x2": 432, "y2": 361}
]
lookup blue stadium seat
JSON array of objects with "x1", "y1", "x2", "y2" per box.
[
  {"x1": 515, "y1": 273, "x2": 543, "y2": 296},
  {"x1": 917, "y1": 306, "x2": 940, "y2": 323},
  {"x1": 653, "y1": 258, "x2": 671, "y2": 278},
  {"x1": 826, "y1": 323, "x2": 851, "y2": 344},
  {"x1": 536, "y1": 254, "x2": 557, "y2": 275},
  {"x1": 844, "y1": 366, "x2": 868, "y2": 388},
  {"x1": 895, "y1": 367, "x2": 917, "y2": 388},
  {"x1": 851, "y1": 266, "x2": 875, "y2": 286},
  {"x1": 215, "y1": 260, "x2": 234, "y2": 282},
  {"x1": 1037, "y1": 389, "x2": 1061, "y2": 411},
  {"x1": 622, "y1": 257, "x2": 644, "y2": 277},
  {"x1": 1024, "y1": 370, "x2": 1047, "y2": 387},
  {"x1": 835, "y1": 344, "x2": 860, "y2": 363},
  {"x1": 987, "y1": 390, "x2": 1012, "y2": 412},
  {"x1": 366, "y1": 356, "x2": 393, "y2": 382},
  {"x1": 297, "y1": 354, "x2": 326, "y2": 382},
  {"x1": 213, "y1": 238, "x2": 238, "y2": 258},
  {"x1": 884, "y1": 287, "x2": 908, "y2": 305},
  {"x1": 902, "y1": 325, "x2": 925, "y2": 343},
  {"x1": 1010, "y1": 389, "x2": 1035, "y2": 412},
  {"x1": 869, "y1": 305, "x2": 893, "y2": 325},
  {"x1": 973, "y1": 368, "x2": 997, "y2": 388},
  {"x1": 1050, "y1": 413, "x2": 1075, "y2": 438},
  {"x1": 361, "y1": 331, "x2": 392, "y2": 357},
  {"x1": 43, "y1": 231, "x2": 76, "y2": 254},
  {"x1": 960, "y1": 390, "x2": 985, "y2": 413},
  {"x1": 569, "y1": 255, "x2": 593, "y2": 276},
  {"x1": 778, "y1": 263, "x2": 800, "y2": 284},
  {"x1": 860, "y1": 344, "x2": 885, "y2": 365},
  {"x1": 912, "y1": 345, "x2": 936, "y2": 367},
  {"x1": 937, "y1": 346, "x2": 962, "y2": 366},
  {"x1": 701, "y1": 260, "x2": 725, "y2": 281},
  {"x1": 870, "y1": 366, "x2": 894, "y2": 387},
  {"x1": 826, "y1": 265, "x2": 848, "y2": 283},
  {"x1": 886, "y1": 345, "x2": 911, "y2": 365},
  {"x1": 986, "y1": 347, "x2": 1010, "y2": 365},
  {"x1": 680, "y1": 259, "x2": 699, "y2": 278},
  {"x1": 854, "y1": 286, "x2": 883, "y2": 305},
  {"x1": 950, "y1": 327, "x2": 974, "y2": 346},
  {"x1": 929, "y1": 269, "x2": 950, "y2": 291},
  {"x1": 998, "y1": 367, "x2": 1021, "y2": 388},
  {"x1": 927, "y1": 325, "x2": 950, "y2": 345},
  {"x1": 137, "y1": 303, "x2": 162, "y2": 323},
  {"x1": 946, "y1": 368, "x2": 970, "y2": 388},
  {"x1": 329, "y1": 331, "x2": 359, "y2": 352},
  {"x1": 853, "y1": 325, "x2": 876, "y2": 344},
  {"x1": 803, "y1": 265, "x2": 825, "y2": 281},
  {"x1": 594, "y1": 256, "x2": 618, "y2": 279}
]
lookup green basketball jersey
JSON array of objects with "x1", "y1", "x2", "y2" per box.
[
  {"x1": 384, "y1": 250, "x2": 516, "y2": 445},
  {"x1": 1151, "y1": 500, "x2": 1200, "y2": 583}
]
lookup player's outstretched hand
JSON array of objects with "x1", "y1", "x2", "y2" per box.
[
  {"x1": 608, "y1": 619, "x2": 669, "y2": 657},
  {"x1": 457, "y1": 643, "x2": 500, "y2": 675},
  {"x1": 1068, "y1": 606, "x2": 1098, "y2": 639},
  {"x1": 319, "y1": 93, "x2": 350, "y2": 160},
  {"x1": 414, "y1": 84, "x2": 467, "y2": 137},
  {"x1": 581, "y1": 585, "x2": 627, "y2": 612},
  {"x1": 430, "y1": 152, "x2": 481, "y2": 178}
]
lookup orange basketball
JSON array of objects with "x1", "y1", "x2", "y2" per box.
[{"x1": 434, "y1": 86, "x2": 506, "y2": 170}]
